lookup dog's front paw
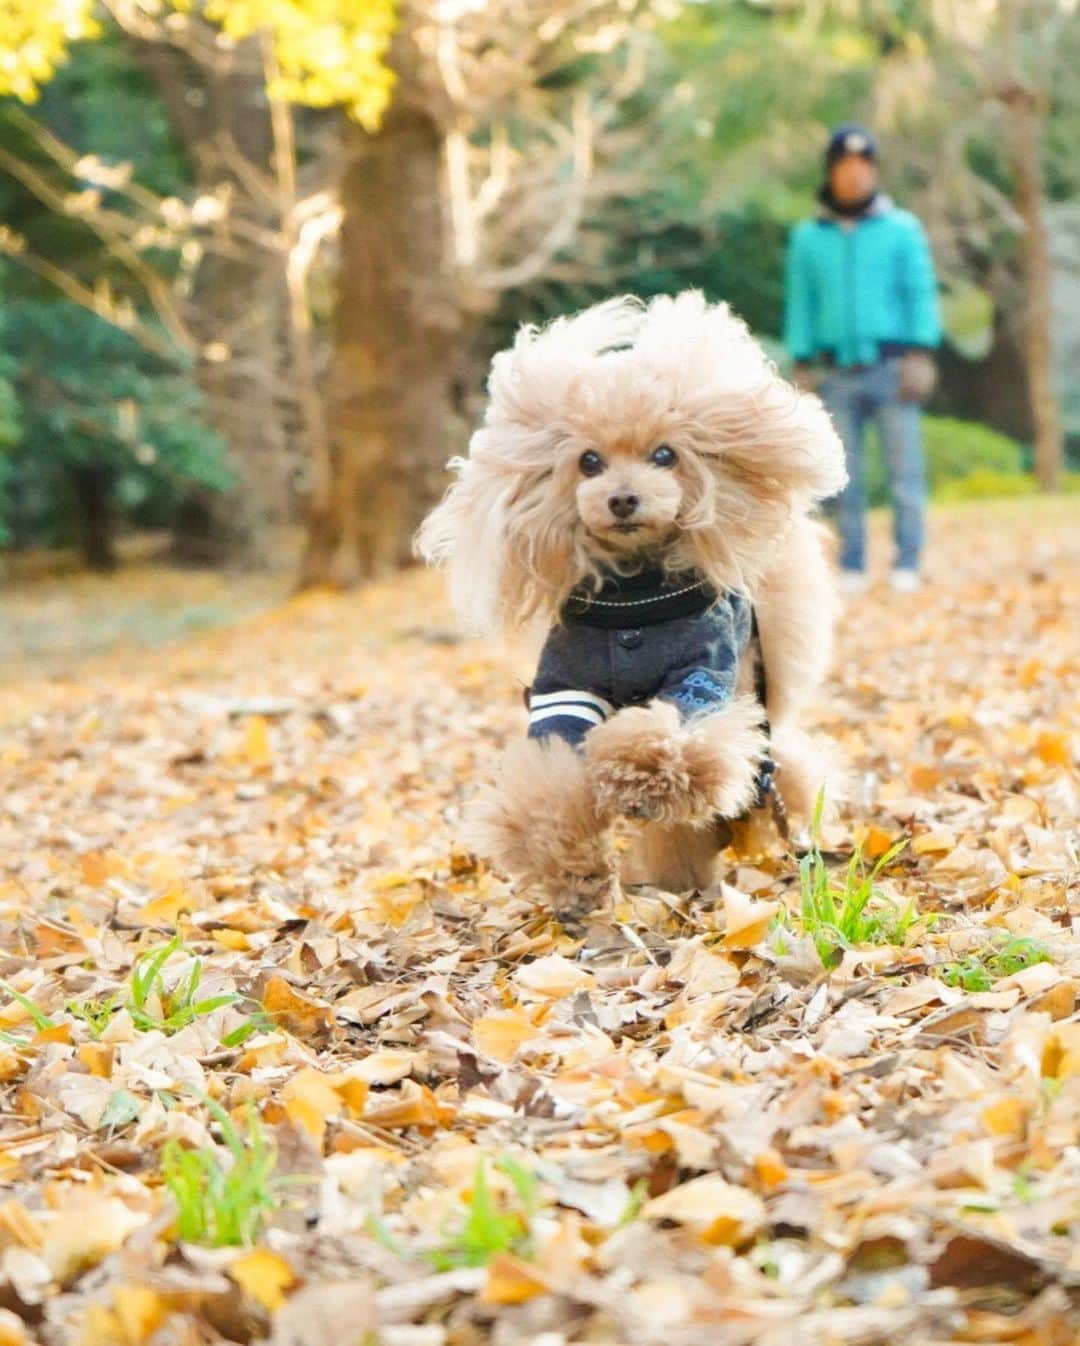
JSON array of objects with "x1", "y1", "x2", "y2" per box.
[
  {"x1": 585, "y1": 702, "x2": 706, "y2": 824},
  {"x1": 585, "y1": 697, "x2": 768, "y2": 825}
]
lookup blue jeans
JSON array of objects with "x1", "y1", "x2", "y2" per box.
[{"x1": 820, "y1": 357, "x2": 926, "y2": 573}]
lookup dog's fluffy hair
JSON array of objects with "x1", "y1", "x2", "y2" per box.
[{"x1": 418, "y1": 291, "x2": 848, "y2": 903}]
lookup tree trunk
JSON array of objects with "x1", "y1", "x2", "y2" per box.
[
  {"x1": 1001, "y1": 7, "x2": 1063, "y2": 492},
  {"x1": 300, "y1": 107, "x2": 468, "y2": 588},
  {"x1": 134, "y1": 33, "x2": 296, "y2": 563},
  {"x1": 69, "y1": 463, "x2": 117, "y2": 571}
]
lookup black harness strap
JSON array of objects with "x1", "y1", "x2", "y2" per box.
[{"x1": 750, "y1": 607, "x2": 790, "y2": 840}]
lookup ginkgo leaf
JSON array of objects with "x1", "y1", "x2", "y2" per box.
[
  {"x1": 643, "y1": 1176, "x2": 765, "y2": 1246},
  {"x1": 472, "y1": 1009, "x2": 536, "y2": 1063},
  {"x1": 720, "y1": 883, "x2": 780, "y2": 949},
  {"x1": 230, "y1": 1248, "x2": 295, "y2": 1311}
]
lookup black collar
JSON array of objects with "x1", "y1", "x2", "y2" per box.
[{"x1": 561, "y1": 568, "x2": 717, "y2": 628}]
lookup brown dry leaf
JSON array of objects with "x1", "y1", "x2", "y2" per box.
[{"x1": 0, "y1": 504, "x2": 1077, "y2": 1343}]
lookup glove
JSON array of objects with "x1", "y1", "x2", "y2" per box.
[
  {"x1": 792, "y1": 362, "x2": 823, "y2": 395},
  {"x1": 898, "y1": 349, "x2": 937, "y2": 403}
]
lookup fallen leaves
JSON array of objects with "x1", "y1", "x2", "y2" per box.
[
  {"x1": 642, "y1": 1176, "x2": 765, "y2": 1247},
  {"x1": 0, "y1": 506, "x2": 1076, "y2": 1344}
]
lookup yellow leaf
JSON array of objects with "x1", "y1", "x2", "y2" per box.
[
  {"x1": 643, "y1": 1176, "x2": 765, "y2": 1247},
  {"x1": 212, "y1": 929, "x2": 250, "y2": 951},
  {"x1": 720, "y1": 883, "x2": 780, "y2": 950},
  {"x1": 481, "y1": 1253, "x2": 547, "y2": 1305},
  {"x1": 112, "y1": 1286, "x2": 167, "y2": 1345},
  {"x1": 0, "y1": 1307, "x2": 29, "y2": 1346},
  {"x1": 1035, "y1": 731, "x2": 1070, "y2": 766},
  {"x1": 263, "y1": 976, "x2": 334, "y2": 1039},
  {"x1": 912, "y1": 829, "x2": 955, "y2": 855},
  {"x1": 244, "y1": 715, "x2": 272, "y2": 768},
  {"x1": 0, "y1": 1201, "x2": 43, "y2": 1250},
  {"x1": 473, "y1": 1009, "x2": 536, "y2": 1063},
  {"x1": 230, "y1": 1248, "x2": 295, "y2": 1311},
  {"x1": 79, "y1": 850, "x2": 111, "y2": 887},
  {"x1": 853, "y1": 825, "x2": 899, "y2": 860},
  {"x1": 78, "y1": 1306, "x2": 123, "y2": 1346},
  {"x1": 362, "y1": 1079, "x2": 444, "y2": 1130},
  {"x1": 513, "y1": 956, "x2": 594, "y2": 999},
  {"x1": 753, "y1": 1149, "x2": 789, "y2": 1189},
  {"x1": 43, "y1": 1195, "x2": 147, "y2": 1281},
  {"x1": 982, "y1": 1096, "x2": 1028, "y2": 1139},
  {"x1": 133, "y1": 887, "x2": 200, "y2": 926},
  {"x1": 350, "y1": 1049, "x2": 418, "y2": 1086},
  {"x1": 1042, "y1": 1023, "x2": 1080, "y2": 1079},
  {"x1": 282, "y1": 1067, "x2": 342, "y2": 1145},
  {"x1": 77, "y1": 1043, "x2": 113, "y2": 1079}
]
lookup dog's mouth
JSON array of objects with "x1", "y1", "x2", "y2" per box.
[{"x1": 612, "y1": 522, "x2": 643, "y2": 534}]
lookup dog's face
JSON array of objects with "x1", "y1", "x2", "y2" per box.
[
  {"x1": 573, "y1": 441, "x2": 684, "y2": 555},
  {"x1": 417, "y1": 292, "x2": 848, "y2": 634}
]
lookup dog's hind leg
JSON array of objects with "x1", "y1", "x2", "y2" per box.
[{"x1": 466, "y1": 737, "x2": 616, "y2": 912}]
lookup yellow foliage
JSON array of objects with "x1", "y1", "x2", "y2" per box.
[
  {"x1": 0, "y1": 0, "x2": 397, "y2": 129},
  {"x1": 0, "y1": 0, "x2": 99, "y2": 102},
  {"x1": 203, "y1": 0, "x2": 398, "y2": 129}
]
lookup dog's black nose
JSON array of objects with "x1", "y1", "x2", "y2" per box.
[{"x1": 608, "y1": 491, "x2": 639, "y2": 519}]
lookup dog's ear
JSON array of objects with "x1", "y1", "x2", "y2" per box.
[
  {"x1": 414, "y1": 431, "x2": 518, "y2": 636},
  {"x1": 415, "y1": 424, "x2": 577, "y2": 636},
  {"x1": 640, "y1": 294, "x2": 847, "y2": 505}
]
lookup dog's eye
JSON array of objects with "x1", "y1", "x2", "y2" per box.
[
  {"x1": 579, "y1": 450, "x2": 605, "y2": 477},
  {"x1": 650, "y1": 444, "x2": 677, "y2": 468}
]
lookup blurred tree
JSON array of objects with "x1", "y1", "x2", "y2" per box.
[
  {"x1": 848, "y1": 0, "x2": 1074, "y2": 491},
  {"x1": 0, "y1": 295, "x2": 231, "y2": 567},
  {"x1": 0, "y1": 0, "x2": 396, "y2": 564},
  {"x1": 300, "y1": 2, "x2": 665, "y2": 586},
  {"x1": 0, "y1": 29, "x2": 230, "y2": 562}
]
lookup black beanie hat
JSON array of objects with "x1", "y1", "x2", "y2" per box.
[{"x1": 825, "y1": 124, "x2": 878, "y2": 168}]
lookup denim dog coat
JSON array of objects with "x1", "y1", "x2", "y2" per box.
[{"x1": 527, "y1": 569, "x2": 752, "y2": 747}]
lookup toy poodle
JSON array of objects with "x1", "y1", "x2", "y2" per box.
[{"x1": 418, "y1": 291, "x2": 848, "y2": 905}]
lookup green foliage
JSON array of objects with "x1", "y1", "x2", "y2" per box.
[
  {"x1": 795, "y1": 794, "x2": 916, "y2": 968},
  {"x1": 0, "y1": 980, "x2": 56, "y2": 1033},
  {"x1": 126, "y1": 936, "x2": 238, "y2": 1035},
  {"x1": 66, "y1": 935, "x2": 270, "y2": 1044},
  {"x1": 940, "y1": 935, "x2": 1053, "y2": 992},
  {"x1": 429, "y1": 1158, "x2": 537, "y2": 1270},
  {"x1": 862, "y1": 416, "x2": 1024, "y2": 507},
  {"x1": 162, "y1": 1101, "x2": 280, "y2": 1247},
  {"x1": 936, "y1": 470, "x2": 1080, "y2": 502},
  {"x1": 0, "y1": 298, "x2": 232, "y2": 551}
]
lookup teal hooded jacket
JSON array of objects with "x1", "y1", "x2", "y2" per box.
[{"x1": 783, "y1": 195, "x2": 941, "y2": 368}]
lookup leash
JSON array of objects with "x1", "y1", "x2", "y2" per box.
[{"x1": 750, "y1": 608, "x2": 790, "y2": 843}]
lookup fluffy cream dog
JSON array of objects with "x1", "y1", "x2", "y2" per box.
[{"x1": 418, "y1": 292, "x2": 847, "y2": 904}]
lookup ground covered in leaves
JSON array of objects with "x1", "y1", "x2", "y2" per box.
[{"x1": 0, "y1": 499, "x2": 1078, "y2": 1346}]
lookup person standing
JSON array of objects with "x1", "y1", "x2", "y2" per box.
[{"x1": 784, "y1": 124, "x2": 941, "y2": 594}]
